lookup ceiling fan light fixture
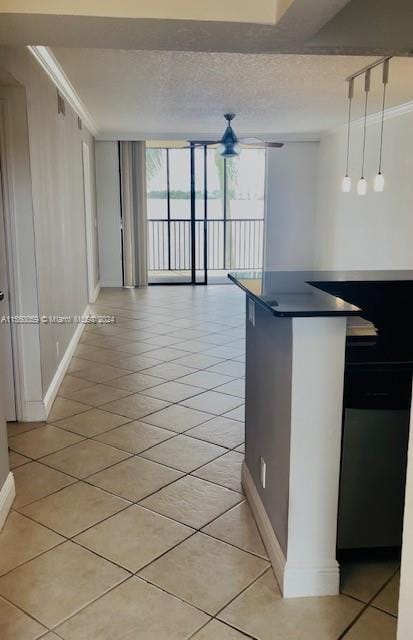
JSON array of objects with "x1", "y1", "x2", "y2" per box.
[
  {"x1": 219, "y1": 113, "x2": 241, "y2": 157},
  {"x1": 219, "y1": 141, "x2": 241, "y2": 157}
]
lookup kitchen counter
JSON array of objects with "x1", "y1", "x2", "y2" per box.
[
  {"x1": 229, "y1": 268, "x2": 413, "y2": 599},
  {"x1": 229, "y1": 269, "x2": 413, "y2": 317}
]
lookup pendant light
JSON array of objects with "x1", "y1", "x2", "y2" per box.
[
  {"x1": 342, "y1": 78, "x2": 354, "y2": 192},
  {"x1": 374, "y1": 59, "x2": 389, "y2": 192},
  {"x1": 357, "y1": 69, "x2": 370, "y2": 196}
]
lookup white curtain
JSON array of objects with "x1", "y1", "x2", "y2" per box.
[{"x1": 119, "y1": 141, "x2": 148, "y2": 287}]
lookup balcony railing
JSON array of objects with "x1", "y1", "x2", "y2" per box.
[{"x1": 147, "y1": 219, "x2": 264, "y2": 271}]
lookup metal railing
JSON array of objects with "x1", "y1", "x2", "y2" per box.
[{"x1": 147, "y1": 219, "x2": 264, "y2": 271}]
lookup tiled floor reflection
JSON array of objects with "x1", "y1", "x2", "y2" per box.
[{"x1": 2, "y1": 284, "x2": 399, "y2": 639}]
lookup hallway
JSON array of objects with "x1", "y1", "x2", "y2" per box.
[{"x1": 0, "y1": 285, "x2": 399, "y2": 639}]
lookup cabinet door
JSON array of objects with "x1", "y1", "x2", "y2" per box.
[{"x1": 338, "y1": 408, "x2": 409, "y2": 549}]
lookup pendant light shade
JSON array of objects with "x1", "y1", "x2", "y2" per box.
[
  {"x1": 342, "y1": 78, "x2": 354, "y2": 193},
  {"x1": 374, "y1": 59, "x2": 389, "y2": 192},
  {"x1": 374, "y1": 172, "x2": 385, "y2": 192},
  {"x1": 357, "y1": 177, "x2": 367, "y2": 196},
  {"x1": 342, "y1": 176, "x2": 351, "y2": 192},
  {"x1": 358, "y1": 70, "x2": 370, "y2": 197}
]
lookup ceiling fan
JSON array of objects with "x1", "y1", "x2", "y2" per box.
[{"x1": 188, "y1": 113, "x2": 284, "y2": 157}]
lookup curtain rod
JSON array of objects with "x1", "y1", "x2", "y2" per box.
[{"x1": 346, "y1": 56, "x2": 392, "y2": 82}]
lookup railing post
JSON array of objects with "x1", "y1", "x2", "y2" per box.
[
  {"x1": 190, "y1": 144, "x2": 196, "y2": 284},
  {"x1": 223, "y1": 158, "x2": 227, "y2": 270},
  {"x1": 166, "y1": 149, "x2": 171, "y2": 271},
  {"x1": 147, "y1": 217, "x2": 264, "y2": 274},
  {"x1": 203, "y1": 145, "x2": 208, "y2": 284}
]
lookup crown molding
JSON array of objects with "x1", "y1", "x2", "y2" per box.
[
  {"x1": 326, "y1": 99, "x2": 413, "y2": 138},
  {"x1": 27, "y1": 45, "x2": 98, "y2": 136}
]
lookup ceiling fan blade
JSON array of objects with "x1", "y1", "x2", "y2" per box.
[
  {"x1": 239, "y1": 137, "x2": 284, "y2": 148},
  {"x1": 238, "y1": 137, "x2": 264, "y2": 145}
]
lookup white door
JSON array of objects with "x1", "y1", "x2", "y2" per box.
[
  {"x1": 0, "y1": 164, "x2": 16, "y2": 420},
  {"x1": 82, "y1": 141, "x2": 95, "y2": 303}
]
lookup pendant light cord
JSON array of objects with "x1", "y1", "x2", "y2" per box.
[
  {"x1": 345, "y1": 93, "x2": 352, "y2": 176},
  {"x1": 361, "y1": 72, "x2": 370, "y2": 178},
  {"x1": 377, "y1": 84, "x2": 386, "y2": 173},
  {"x1": 378, "y1": 62, "x2": 389, "y2": 174}
]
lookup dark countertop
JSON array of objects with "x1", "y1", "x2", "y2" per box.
[{"x1": 228, "y1": 270, "x2": 413, "y2": 318}]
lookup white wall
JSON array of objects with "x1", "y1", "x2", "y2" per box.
[
  {"x1": 95, "y1": 141, "x2": 123, "y2": 287},
  {"x1": 0, "y1": 46, "x2": 99, "y2": 396},
  {"x1": 314, "y1": 109, "x2": 413, "y2": 270},
  {"x1": 264, "y1": 142, "x2": 319, "y2": 270}
]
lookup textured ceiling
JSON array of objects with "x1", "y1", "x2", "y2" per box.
[{"x1": 52, "y1": 49, "x2": 413, "y2": 139}]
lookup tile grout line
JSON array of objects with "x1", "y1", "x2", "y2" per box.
[
  {"x1": 137, "y1": 560, "x2": 271, "y2": 628},
  {"x1": 6, "y1": 471, "x2": 258, "y2": 608},
  {"x1": 76, "y1": 329, "x2": 246, "y2": 369},
  {"x1": 4, "y1": 488, "x2": 252, "y2": 621},
  {"x1": 10, "y1": 407, "x2": 245, "y2": 471},
  {"x1": 3, "y1": 288, "x2": 254, "y2": 633},
  {"x1": 12, "y1": 402, "x2": 244, "y2": 489},
  {"x1": 12, "y1": 444, "x2": 244, "y2": 547},
  {"x1": 213, "y1": 565, "x2": 273, "y2": 622},
  {"x1": 338, "y1": 566, "x2": 401, "y2": 638}
]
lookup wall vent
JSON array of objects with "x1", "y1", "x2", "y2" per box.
[
  {"x1": 57, "y1": 91, "x2": 65, "y2": 116},
  {"x1": 77, "y1": 116, "x2": 82, "y2": 130}
]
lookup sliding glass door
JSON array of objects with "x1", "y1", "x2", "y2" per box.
[
  {"x1": 146, "y1": 144, "x2": 265, "y2": 285},
  {"x1": 147, "y1": 147, "x2": 192, "y2": 283}
]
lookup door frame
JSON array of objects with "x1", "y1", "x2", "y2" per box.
[
  {"x1": 190, "y1": 143, "x2": 207, "y2": 285},
  {"x1": 0, "y1": 98, "x2": 22, "y2": 421},
  {"x1": 0, "y1": 156, "x2": 16, "y2": 420},
  {"x1": 148, "y1": 144, "x2": 208, "y2": 286},
  {"x1": 0, "y1": 88, "x2": 43, "y2": 422},
  {"x1": 81, "y1": 140, "x2": 96, "y2": 302},
  {"x1": 148, "y1": 144, "x2": 265, "y2": 286}
]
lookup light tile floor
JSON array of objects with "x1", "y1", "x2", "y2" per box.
[{"x1": 2, "y1": 284, "x2": 399, "y2": 638}]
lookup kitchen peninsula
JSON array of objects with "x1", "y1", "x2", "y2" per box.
[{"x1": 229, "y1": 270, "x2": 413, "y2": 598}]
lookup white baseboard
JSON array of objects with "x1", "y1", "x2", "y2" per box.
[
  {"x1": 242, "y1": 462, "x2": 286, "y2": 592},
  {"x1": 242, "y1": 461, "x2": 340, "y2": 598},
  {"x1": 0, "y1": 472, "x2": 15, "y2": 531},
  {"x1": 283, "y1": 563, "x2": 340, "y2": 598},
  {"x1": 43, "y1": 307, "x2": 88, "y2": 418},
  {"x1": 23, "y1": 400, "x2": 47, "y2": 422},
  {"x1": 100, "y1": 282, "x2": 123, "y2": 288}
]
